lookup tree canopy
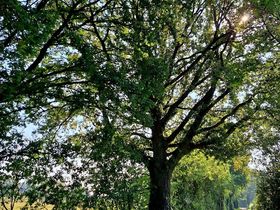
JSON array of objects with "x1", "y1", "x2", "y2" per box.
[{"x1": 0, "y1": 0, "x2": 279, "y2": 209}]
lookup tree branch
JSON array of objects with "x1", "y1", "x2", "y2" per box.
[
  {"x1": 198, "y1": 97, "x2": 252, "y2": 134},
  {"x1": 162, "y1": 70, "x2": 210, "y2": 127},
  {"x1": 168, "y1": 82, "x2": 217, "y2": 163},
  {"x1": 166, "y1": 81, "x2": 217, "y2": 144},
  {"x1": 25, "y1": 10, "x2": 74, "y2": 72},
  {"x1": 165, "y1": 31, "x2": 233, "y2": 87}
]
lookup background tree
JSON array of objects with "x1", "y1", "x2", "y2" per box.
[
  {"x1": 171, "y1": 152, "x2": 251, "y2": 210},
  {"x1": 0, "y1": 158, "x2": 26, "y2": 210},
  {"x1": 248, "y1": 1, "x2": 280, "y2": 209},
  {"x1": 1, "y1": 0, "x2": 279, "y2": 209},
  {"x1": 254, "y1": 147, "x2": 280, "y2": 210}
]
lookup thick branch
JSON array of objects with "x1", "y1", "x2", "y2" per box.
[
  {"x1": 162, "y1": 70, "x2": 210, "y2": 127},
  {"x1": 198, "y1": 97, "x2": 252, "y2": 133},
  {"x1": 168, "y1": 82, "x2": 217, "y2": 162},
  {"x1": 166, "y1": 79, "x2": 226, "y2": 144},
  {"x1": 36, "y1": 0, "x2": 50, "y2": 11},
  {"x1": 193, "y1": 114, "x2": 252, "y2": 151},
  {"x1": 25, "y1": 12, "x2": 73, "y2": 72}
]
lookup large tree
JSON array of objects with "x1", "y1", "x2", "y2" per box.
[{"x1": 1, "y1": 0, "x2": 279, "y2": 209}]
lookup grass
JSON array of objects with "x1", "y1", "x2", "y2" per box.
[
  {"x1": 1, "y1": 200, "x2": 53, "y2": 210},
  {"x1": 1, "y1": 199, "x2": 89, "y2": 210}
]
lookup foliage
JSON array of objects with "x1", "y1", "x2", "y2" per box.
[
  {"x1": 22, "y1": 131, "x2": 149, "y2": 210},
  {"x1": 254, "y1": 145, "x2": 280, "y2": 210},
  {"x1": 249, "y1": 1, "x2": 280, "y2": 208},
  {"x1": 0, "y1": 0, "x2": 280, "y2": 209},
  {"x1": 0, "y1": 158, "x2": 26, "y2": 210},
  {"x1": 171, "y1": 151, "x2": 250, "y2": 210}
]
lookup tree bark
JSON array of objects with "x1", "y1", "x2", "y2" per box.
[{"x1": 148, "y1": 160, "x2": 172, "y2": 210}]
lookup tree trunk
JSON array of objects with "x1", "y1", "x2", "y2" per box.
[
  {"x1": 148, "y1": 161, "x2": 172, "y2": 210},
  {"x1": 216, "y1": 194, "x2": 224, "y2": 210}
]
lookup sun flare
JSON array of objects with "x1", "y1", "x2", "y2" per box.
[{"x1": 240, "y1": 14, "x2": 250, "y2": 24}]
